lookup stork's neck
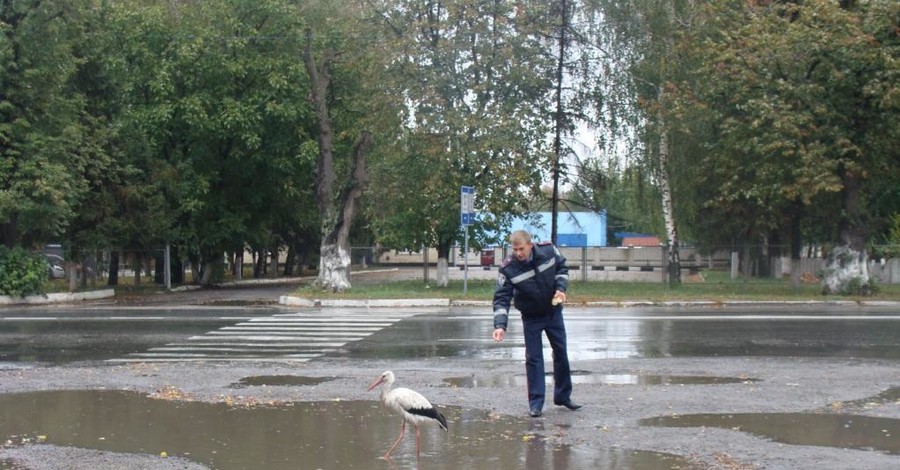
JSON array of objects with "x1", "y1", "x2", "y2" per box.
[{"x1": 379, "y1": 382, "x2": 392, "y2": 401}]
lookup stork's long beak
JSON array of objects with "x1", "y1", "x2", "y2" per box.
[{"x1": 367, "y1": 377, "x2": 384, "y2": 392}]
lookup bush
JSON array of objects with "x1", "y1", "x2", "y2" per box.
[{"x1": 0, "y1": 246, "x2": 49, "y2": 296}]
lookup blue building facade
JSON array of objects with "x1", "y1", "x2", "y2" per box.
[{"x1": 507, "y1": 211, "x2": 607, "y2": 247}]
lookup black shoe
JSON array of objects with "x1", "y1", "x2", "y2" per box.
[
  {"x1": 529, "y1": 408, "x2": 543, "y2": 417},
  {"x1": 555, "y1": 400, "x2": 582, "y2": 411}
]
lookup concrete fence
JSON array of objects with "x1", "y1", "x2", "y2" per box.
[{"x1": 376, "y1": 246, "x2": 900, "y2": 284}]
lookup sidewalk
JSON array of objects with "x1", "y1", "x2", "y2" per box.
[{"x1": 5, "y1": 266, "x2": 899, "y2": 308}]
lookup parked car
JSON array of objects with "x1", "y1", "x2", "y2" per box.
[{"x1": 45, "y1": 254, "x2": 66, "y2": 279}]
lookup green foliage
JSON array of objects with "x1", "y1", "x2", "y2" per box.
[
  {"x1": 0, "y1": 246, "x2": 48, "y2": 296},
  {"x1": 657, "y1": 0, "x2": 899, "y2": 251},
  {"x1": 887, "y1": 214, "x2": 900, "y2": 246},
  {"x1": 367, "y1": 0, "x2": 556, "y2": 255},
  {"x1": 0, "y1": 0, "x2": 94, "y2": 246},
  {"x1": 872, "y1": 214, "x2": 900, "y2": 258},
  {"x1": 83, "y1": 0, "x2": 321, "y2": 283},
  {"x1": 574, "y1": 160, "x2": 663, "y2": 236},
  {"x1": 2, "y1": 0, "x2": 896, "y2": 290}
]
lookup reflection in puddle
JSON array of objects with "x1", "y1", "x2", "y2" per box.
[
  {"x1": 230, "y1": 375, "x2": 336, "y2": 388},
  {"x1": 445, "y1": 371, "x2": 757, "y2": 388},
  {"x1": 641, "y1": 412, "x2": 900, "y2": 455},
  {"x1": 0, "y1": 390, "x2": 698, "y2": 469}
]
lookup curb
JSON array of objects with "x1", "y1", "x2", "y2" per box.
[
  {"x1": 278, "y1": 297, "x2": 900, "y2": 308},
  {"x1": 279, "y1": 296, "x2": 452, "y2": 308},
  {"x1": 0, "y1": 289, "x2": 116, "y2": 306}
]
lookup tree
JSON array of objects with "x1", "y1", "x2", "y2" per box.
[
  {"x1": 367, "y1": 0, "x2": 556, "y2": 287},
  {"x1": 300, "y1": 0, "x2": 394, "y2": 292},
  {"x1": 0, "y1": 0, "x2": 94, "y2": 248},
  {"x1": 677, "y1": 0, "x2": 899, "y2": 294},
  {"x1": 578, "y1": 0, "x2": 696, "y2": 285},
  {"x1": 96, "y1": 0, "x2": 319, "y2": 286}
]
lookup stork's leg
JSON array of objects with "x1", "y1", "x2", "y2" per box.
[
  {"x1": 415, "y1": 425, "x2": 422, "y2": 458},
  {"x1": 384, "y1": 420, "x2": 406, "y2": 460}
]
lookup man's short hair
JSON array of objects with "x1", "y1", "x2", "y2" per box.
[{"x1": 509, "y1": 230, "x2": 532, "y2": 245}]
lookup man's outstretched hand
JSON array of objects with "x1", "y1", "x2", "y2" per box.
[{"x1": 492, "y1": 328, "x2": 506, "y2": 342}]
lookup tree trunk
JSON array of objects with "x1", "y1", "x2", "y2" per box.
[
  {"x1": 423, "y1": 245, "x2": 430, "y2": 284},
  {"x1": 269, "y1": 244, "x2": 278, "y2": 279},
  {"x1": 657, "y1": 97, "x2": 681, "y2": 285},
  {"x1": 303, "y1": 30, "x2": 373, "y2": 292},
  {"x1": 822, "y1": 170, "x2": 871, "y2": 295},
  {"x1": 189, "y1": 255, "x2": 201, "y2": 284},
  {"x1": 316, "y1": 242, "x2": 350, "y2": 290},
  {"x1": 0, "y1": 217, "x2": 17, "y2": 248},
  {"x1": 790, "y1": 203, "x2": 803, "y2": 289},
  {"x1": 171, "y1": 258, "x2": 184, "y2": 284},
  {"x1": 199, "y1": 262, "x2": 212, "y2": 285},
  {"x1": 253, "y1": 249, "x2": 264, "y2": 278},
  {"x1": 435, "y1": 241, "x2": 452, "y2": 288},
  {"x1": 314, "y1": 131, "x2": 373, "y2": 292},
  {"x1": 436, "y1": 257, "x2": 449, "y2": 287},
  {"x1": 67, "y1": 261, "x2": 77, "y2": 292},
  {"x1": 107, "y1": 251, "x2": 119, "y2": 286},
  {"x1": 284, "y1": 244, "x2": 296, "y2": 277},
  {"x1": 79, "y1": 252, "x2": 89, "y2": 290},
  {"x1": 134, "y1": 257, "x2": 142, "y2": 286},
  {"x1": 154, "y1": 251, "x2": 165, "y2": 284},
  {"x1": 550, "y1": 0, "x2": 569, "y2": 245}
]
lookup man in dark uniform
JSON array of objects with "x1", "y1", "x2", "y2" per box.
[{"x1": 492, "y1": 230, "x2": 581, "y2": 417}]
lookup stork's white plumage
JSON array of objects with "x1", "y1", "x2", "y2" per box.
[{"x1": 367, "y1": 370, "x2": 448, "y2": 460}]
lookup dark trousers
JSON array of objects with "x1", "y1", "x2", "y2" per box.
[{"x1": 522, "y1": 309, "x2": 572, "y2": 410}]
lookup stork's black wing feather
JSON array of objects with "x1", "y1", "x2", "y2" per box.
[{"x1": 407, "y1": 406, "x2": 449, "y2": 431}]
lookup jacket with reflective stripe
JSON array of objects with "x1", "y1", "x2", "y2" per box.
[{"x1": 492, "y1": 242, "x2": 569, "y2": 329}]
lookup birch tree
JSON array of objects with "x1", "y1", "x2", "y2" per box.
[{"x1": 585, "y1": 0, "x2": 691, "y2": 285}]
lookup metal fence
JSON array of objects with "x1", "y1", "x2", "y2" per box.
[
  {"x1": 43, "y1": 248, "x2": 177, "y2": 289},
  {"x1": 41, "y1": 244, "x2": 900, "y2": 288}
]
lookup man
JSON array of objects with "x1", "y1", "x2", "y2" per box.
[{"x1": 492, "y1": 230, "x2": 581, "y2": 417}]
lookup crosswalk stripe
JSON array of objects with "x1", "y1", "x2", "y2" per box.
[
  {"x1": 219, "y1": 326, "x2": 382, "y2": 331},
  {"x1": 109, "y1": 309, "x2": 418, "y2": 363},
  {"x1": 202, "y1": 331, "x2": 362, "y2": 343},
  {"x1": 238, "y1": 319, "x2": 399, "y2": 328}
]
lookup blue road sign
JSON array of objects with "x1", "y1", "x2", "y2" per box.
[{"x1": 460, "y1": 186, "x2": 475, "y2": 226}]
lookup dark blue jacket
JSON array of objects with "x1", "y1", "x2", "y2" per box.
[{"x1": 493, "y1": 242, "x2": 569, "y2": 330}]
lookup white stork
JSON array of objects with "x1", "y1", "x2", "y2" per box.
[{"x1": 367, "y1": 370, "x2": 448, "y2": 460}]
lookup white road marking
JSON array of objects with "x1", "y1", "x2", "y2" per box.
[{"x1": 110, "y1": 310, "x2": 418, "y2": 363}]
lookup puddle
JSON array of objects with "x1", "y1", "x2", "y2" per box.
[
  {"x1": 641, "y1": 412, "x2": 900, "y2": 455},
  {"x1": 830, "y1": 387, "x2": 900, "y2": 413},
  {"x1": 445, "y1": 371, "x2": 757, "y2": 388},
  {"x1": 230, "y1": 375, "x2": 336, "y2": 388},
  {"x1": 594, "y1": 374, "x2": 758, "y2": 386},
  {"x1": 0, "y1": 390, "x2": 698, "y2": 469}
]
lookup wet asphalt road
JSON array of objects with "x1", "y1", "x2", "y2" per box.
[
  {"x1": 2, "y1": 300, "x2": 899, "y2": 364},
  {"x1": 1, "y1": 282, "x2": 899, "y2": 469}
]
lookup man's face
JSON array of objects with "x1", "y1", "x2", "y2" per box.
[{"x1": 511, "y1": 240, "x2": 533, "y2": 262}]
